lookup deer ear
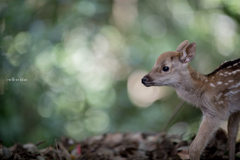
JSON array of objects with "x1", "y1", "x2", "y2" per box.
[
  {"x1": 176, "y1": 40, "x2": 189, "y2": 53},
  {"x1": 180, "y1": 42, "x2": 196, "y2": 63}
]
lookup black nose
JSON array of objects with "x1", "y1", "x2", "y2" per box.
[{"x1": 142, "y1": 76, "x2": 148, "y2": 84}]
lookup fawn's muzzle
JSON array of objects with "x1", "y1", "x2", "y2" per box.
[{"x1": 142, "y1": 75, "x2": 152, "y2": 87}]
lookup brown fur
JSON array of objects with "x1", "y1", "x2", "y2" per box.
[{"x1": 142, "y1": 40, "x2": 240, "y2": 160}]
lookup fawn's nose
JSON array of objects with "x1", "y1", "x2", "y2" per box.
[{"x1": 142, "y1": 76, "x2": 148, "y2": 84}]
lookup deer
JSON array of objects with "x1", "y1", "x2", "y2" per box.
[{"x1": 141, "y1": 40, "x2": 240, "y2": 160}]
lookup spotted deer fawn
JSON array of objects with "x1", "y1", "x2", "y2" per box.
[{"x1": 142, "y1": 40, "x2": 240, "y2": 160}]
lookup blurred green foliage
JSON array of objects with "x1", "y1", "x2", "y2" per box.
[{"x1": 0, "y1": 0, "x2": 240, "y2": 147}]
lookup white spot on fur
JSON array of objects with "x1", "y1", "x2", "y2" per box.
[
  {"x1": 229, "y1": 80, "x2": 234, "y2": 83},
  {"x1": 212, "y1": 77, "x2": 214, "y2": 79},
  {"x1": 225, "y1": 90, "x2": 240, "y2": 96},
  {"x1": 219, "y1": 73, "x2": 223, "y2": 76},
  {"x1": 205, "y1": 79, "x2": 208, "y2": 82},
  {"x1": 229, "y1": 82, "x2": 240, "y2": 89},
  {"x1": 210, "y1": 83, "x2": 215, "y2": 87},
  {"x1": 225, "y1": 83, "x2": 228, "y2": 85},
  {"x1": 233, "y1": 63, "x2": 238, "y2": 66},
  {"x1": 217, "y1": 81, "x2": 222, "y2": 85},
  {"x1": 227, "y1": 66, "x2": 232, "y2": 69},
  {"x1": 218, "y1": 101, "x2": 224, "y2": 104},
  {"x1": 228, "y1": 73, "x2": 232, "y2": 75},
  {"x1": 232, "y1": 71, "x2": 237, "y2": 74},
  {"x1": 215, "y1": 93, "x2": 222, "y2": 100}
]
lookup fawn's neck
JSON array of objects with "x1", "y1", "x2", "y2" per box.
[{"x1": 173, "y1": 64, "x2": 207, "y2": 106}]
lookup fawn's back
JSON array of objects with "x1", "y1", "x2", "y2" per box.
[{"x1": 205, "y1": 58, "x2": 240, "y2": 114}]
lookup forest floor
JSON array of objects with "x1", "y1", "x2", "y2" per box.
[{"x1": 1, "y1": 129, "x2": 240, "y2": 160}]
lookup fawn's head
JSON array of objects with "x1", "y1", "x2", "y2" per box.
[{"x1": 142, "y1": 40, "x2": 196, "y2": 87}]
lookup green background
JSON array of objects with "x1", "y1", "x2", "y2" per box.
[{"x1": 0, "y1": 0, "x2": 240, "y2": 147}]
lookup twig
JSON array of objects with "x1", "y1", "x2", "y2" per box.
[
  {"x1": 58, "y1": 142, "x2": 71, "y2": 157},
  {"x1": 162, "y1": 100, "x2": 185, "y2": 131},
  {"x1": 55, "y1": 139, "x2": 62, "y2": 160},
  {"x1": 35, "y1": 140, "x2": 46, "y2": 146}
]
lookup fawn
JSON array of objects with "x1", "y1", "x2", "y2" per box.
[{"x1": 142, "y1": 40, "x2": 240, "y2": 160}]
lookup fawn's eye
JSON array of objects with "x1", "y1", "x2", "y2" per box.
[{"x1": 162, "y1": 66, "x2": 169, "y2": 72}]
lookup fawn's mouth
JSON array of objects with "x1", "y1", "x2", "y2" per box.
[
  {"x1": 142, "y1": 75, "x2": 155, "y2": 87},
  {"x1": 142, "y1": 81, "x2": 154, "y2": 87}
]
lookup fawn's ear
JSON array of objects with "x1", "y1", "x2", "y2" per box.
[
  {"x1": 176, "y1": 40, "x2": 189, "y2": 53},
  {"x1": 180, "y1": 42, "x2": 196, "y2": 63}
]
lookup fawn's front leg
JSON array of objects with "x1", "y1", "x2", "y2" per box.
[
  {"x1": 189, "y1": 115, "x2": 222, "y2": 160},
  {"x1": 228, "y1": 112, "x2": 240, "y2": 160}
]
